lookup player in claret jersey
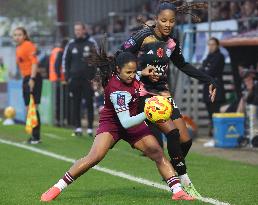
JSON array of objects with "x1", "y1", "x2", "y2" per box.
[
  {"x1": 40, "y1": 50, "x2": 194, "y2": 202},
  {"x1": 119, "y1": 0, "x2": 217, "y2": 198}
]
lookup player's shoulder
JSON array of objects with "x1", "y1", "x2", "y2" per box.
[
  {"x1": 107, "y1": 76, "x2": 130, "y2": 92},
  {"x1": 66, "y1": 39, "x2": 75, "y2": 47},
  {"x1": 20, "y1": 40, "x2": 37, "y2": 53},
  {"x1": 108, "y1": 76, "x2": 123, "y2": 89},
  {"x1": 132, "y1": 27, "x2": 153, "y2": 41},
  {"x1": 88, "y1": 36, "x2": 97, "y2": 44},
  {"x1": 23, "y1": 40, "x2": 36, "y2": 49},
  {"x1": 168, "y1": 36, "x2": 179, "y2": 45}
]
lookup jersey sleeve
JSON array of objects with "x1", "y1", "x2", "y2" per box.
[
  {"x1": 119, "y1": 28, "x2": 151, "y2": 54},
  {"x1": 170, "y1": 39, "x2": 187, "y2": 69},
  {"x1": 110, "y1": 91, "x2": 146, "y2": 129},
  {"x1": 170, "y1": 39, "x2": 216, "y2": 86},
  {"x1": 27, "y1": 42, "x2": 38, "y2": 64}
]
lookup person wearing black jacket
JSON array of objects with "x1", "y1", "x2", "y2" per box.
[
  {"x1": 63, "y1": 22, "x2": 98, "y2": 137},
  {"x1": 201, "y1": 37, "x2": 225, "y2": 143}
]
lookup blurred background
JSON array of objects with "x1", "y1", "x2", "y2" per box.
[{"x1": 0, "y1": 0, "x2": 257, "y2": 142}]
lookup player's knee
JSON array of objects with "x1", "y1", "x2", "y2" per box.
[
  {"x1": 145, "y1": 146, "x2": 164, "y2": 163},
  {"x1": 166, "y1": 129, "x2": 180, "y2": 141},
  {"x1": 86, "y1": 151, "x2": 105, "y2": 166}
]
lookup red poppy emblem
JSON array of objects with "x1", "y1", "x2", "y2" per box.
[{"x1": 157, "y1": 48, "x2": 164, "y2": 58}]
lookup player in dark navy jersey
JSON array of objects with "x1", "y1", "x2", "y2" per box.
[
  {"x1": 41, "y1": 51, "x2": 194, "y2": 202},
  {"x1": 120, "y1": 0, "x2": 217, "y2": 197}
]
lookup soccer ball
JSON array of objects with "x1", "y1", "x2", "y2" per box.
[
  {"x1": 4, "y1": 106, "x2": 16, "y2": 119},
  {"x1": 144, "y1": 96, "x2": 172, "y2": 123}
]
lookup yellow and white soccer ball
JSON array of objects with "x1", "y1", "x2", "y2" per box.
[
  {"x1": 4, "y1": 106, "x2": 16, "y2": 119},
  {"x1": 144, "y1": 96, "x2": 172, "y2": 123}
]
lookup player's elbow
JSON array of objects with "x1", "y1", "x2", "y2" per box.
[{"x1": 120, "y1": 120, "x2": 130, "y2": 129}]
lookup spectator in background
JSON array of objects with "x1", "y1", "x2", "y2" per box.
[
  {"x1": 49, "y1": 39, "x2": 68, "y2": 126},
  {"x1": 201, "y1": 37, "x2": 225, "y2": 147},
  {"x1": 0, "y1": 57, "x2": 8, "y2": 82},
  {"x1": 239, "y1": 0, "x2": 258, "y2": 32},
  {"x1": 242, "y1": 70, "x2": 258, "y2": 106},
  {"x1": 63, "y1": 22, "x2": 98, "y2": 137},
  {"x1": 211, "y1": 3, "x2": 220, "y2": 21},
  {"x1": 13, "y1": 27, "x2": 42, "y2": 144},
  {"x1": 220, "y1": 5, "x2": 230, "y2": 20},
  {"x1": 50, "y1": 39, "x2": 68, "y2": 82},
  {"x1": 37, "y1": 50, "x2": 50, "y2": 79},
  {"x1": 229, "y1": 2, "x2": 241, "y2": 19},
  {"x1": 221, "y1": 69, "x2": 258, "y2": 113}
]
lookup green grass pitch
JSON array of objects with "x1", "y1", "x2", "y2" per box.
[{"x1": 0, "y1": 124, "x2": 257, "y2": 205}]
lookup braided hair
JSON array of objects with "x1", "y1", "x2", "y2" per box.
[
  {"x1": 137, "y1": 0, "x2": 207, "y2": 27},
  {"x1": 88, "y1": 40, "x2": 137, "y2": 87},
  {"x1": 157, "y1": 0, "x2": 207, "y2": 23}
]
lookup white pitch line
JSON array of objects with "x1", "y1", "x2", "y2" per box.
[
  {"x1": 0, "y1": 138, "x2": 230, "y2": 205},
  {"x1": 43, "y1": 133, "x2": 63, "y2": 140}
]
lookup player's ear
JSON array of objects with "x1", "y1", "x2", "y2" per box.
[{"x1": 116, "y1": 66, "x2": 121, "y2": 74}]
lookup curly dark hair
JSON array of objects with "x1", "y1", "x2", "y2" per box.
[
  {"x1": 87, "y1": 39, "x2": 137, "y2": 87},
  {"x1": 137, "y1": 0, "x2": 207, "y2": 26}
]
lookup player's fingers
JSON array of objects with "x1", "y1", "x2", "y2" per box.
[
  {"x1": 211, "y1": 88, "x2": 216, "y2": 102},
  {"x1": 209, "y1": 84, "x2": 213, "y2": 95}
]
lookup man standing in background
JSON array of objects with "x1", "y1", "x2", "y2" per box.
[
  {"x1": 201, "y1": 37, "x2": 226, "y2": 147},
  {"x1": 63, "y1": 22, "x2": 98, "y2": 137},
  {"x1": 49, "y1": 39, "x2": 68, "y2": 126}
]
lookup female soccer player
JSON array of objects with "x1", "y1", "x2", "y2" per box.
[
  {"x1": 40, "y1": 51, "x2": 194, "y2": 202},
  {"x1": 13, "y1": 27, "x2": 42, "y2": 144},
  {"x1": 119, "y1": 0, "x2": 217, "y2": 197}
]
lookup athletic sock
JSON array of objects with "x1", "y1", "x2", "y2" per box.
[
  {"x1": 166, "y1": 176, "x2": 182, "y2": 194},
  {"x1": 54, "y1": 172, "x2": 74, "y2": 191},
  {"x1": 75, "y1": 127, "x2": 82, "y2": 133},
  {"x1": 166, "y1": 129, "x2": 187, "y2": 176},
  {"x1": 179, "y1": 173, "x2": 192, "y2": 187},
  {"x1": 87, "y1": 128, "x2": 93, "y2": 134},
  {"x1": 181, "y1": 139, "x2": 192, "y2": 158}
]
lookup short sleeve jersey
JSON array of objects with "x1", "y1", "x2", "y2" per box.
[
  {"x1": 99, "y1": 75, "x2": 141, "y2": 124},
  {"x1": 16, "y1": 40, "x2": 38, "y2": 77}
]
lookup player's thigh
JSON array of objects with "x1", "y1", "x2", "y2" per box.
[
  {"x1": 88, "y1": 132, "x2": 115, "y2": 160},
  {"x1": 173, "y1": 117, "x2": 191, "y2": 143},
  {"x1": 134, "y1": 134, "x2": 163, "y2": 158},
  {"x1": 155, "y1": 119, "x2": 176, "y2": 134}
]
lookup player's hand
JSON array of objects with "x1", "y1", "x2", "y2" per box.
[
  {"x1": 141, "y1": 66, "x2": 155, "y2": 76},
  {"x1": 149, "y1": 72, "x2": 159, "y2": 82},
  {"x1": 209, "y1": 84, "x2": 217, "y2": 102},
  {"x1": 29, "y1": 79, "x2": 35, "y2": 92}
]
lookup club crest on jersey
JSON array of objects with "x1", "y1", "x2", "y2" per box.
[
  {"x1": 123, "y1": 37, "x2": 136, "y2": 49},
  {"x1": 72, "y1": 48, "x2": 78, "y2": 54},
  {"x1": 157, "y1": 48, "x2": 164, "y2": 58},
  {"x1": 117, "y1": 94, "x2": 125, "y2": 107}
]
